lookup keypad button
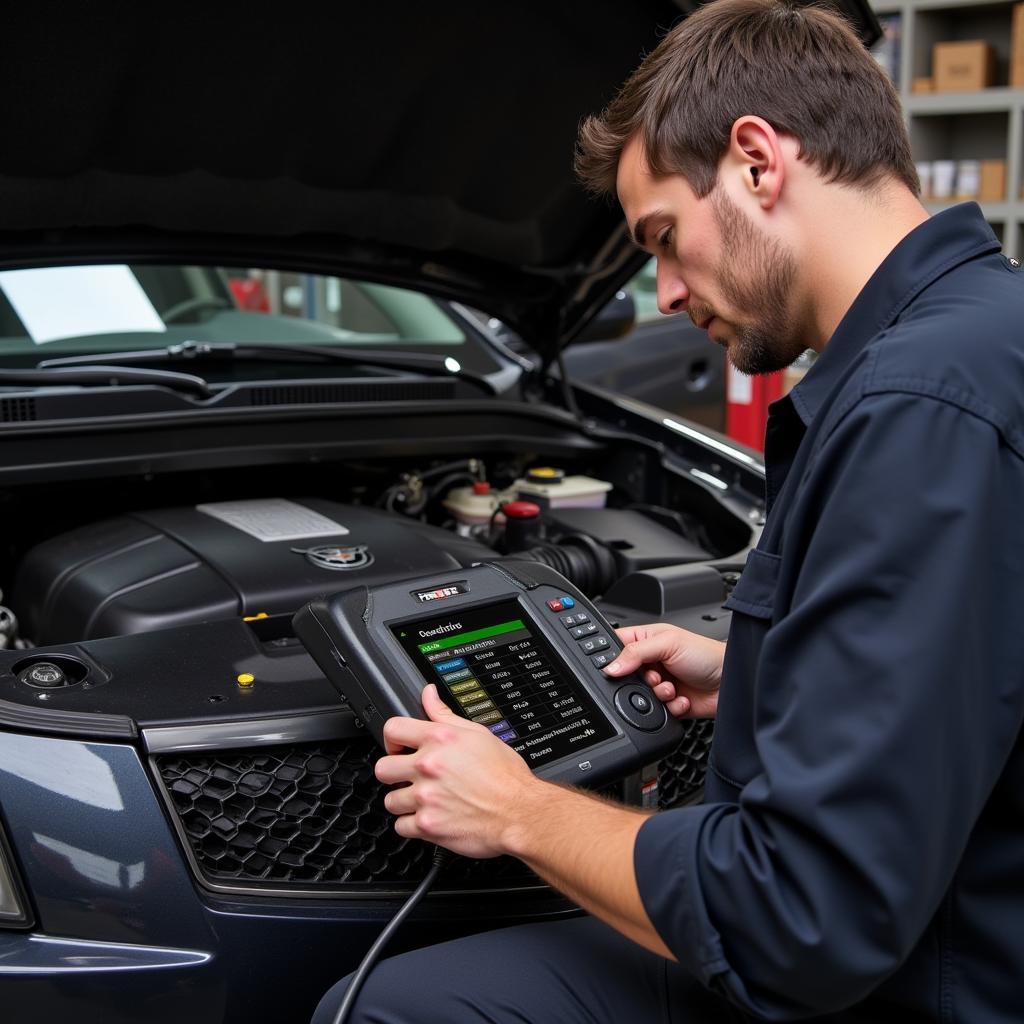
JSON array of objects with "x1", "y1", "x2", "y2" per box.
[
  {"x1": 560, "y1": 596, "x2": 576, "y2": 609},
  {"x1": 591, "y1": 652, "x2": 612, "y2": 669},
  {"x1": 561, "y1": 613, "x2": 580, "y2": 627},
  {"x1": 546, "y1": 599, "x2": 564, "y2": 612},
  {"x1": 570, "y1": 623, "x2": 599, "y2": 639}
]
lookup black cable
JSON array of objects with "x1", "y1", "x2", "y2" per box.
[{"x1": 329, "y1": 846, "x2": 454, "y2": 1024}]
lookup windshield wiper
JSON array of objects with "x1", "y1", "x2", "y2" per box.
[
  {"x1": 0, "y1": 365, "x2": 212, "y2": 399},
  {"x1": 39, "y1": 341, "x2": 497, "y2": 395}
]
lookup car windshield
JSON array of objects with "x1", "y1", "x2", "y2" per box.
[{"x1": 0, "y1": 264, "x2": 467, "y2": 359}]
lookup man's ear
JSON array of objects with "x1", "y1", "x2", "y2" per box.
[{"x1": 727, "y1": 116, "x2": 784, "y2": 210}]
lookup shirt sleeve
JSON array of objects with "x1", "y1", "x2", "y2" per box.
[{"x1": 634, "y1": 391, "x2": 1024, "y2": 1019}]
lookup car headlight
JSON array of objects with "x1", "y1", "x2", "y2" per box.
[{"x1": 0, "y1": 819, "x2": 30, "y2": 927}]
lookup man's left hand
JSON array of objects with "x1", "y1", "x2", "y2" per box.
[{"x1": 374, "y1": 684, "x2": 540, "y2": 859}]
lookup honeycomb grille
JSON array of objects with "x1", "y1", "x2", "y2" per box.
[
  {"x1": 0, "y1": 397, "x2": 37, "y2": 422},
  {"x1": 155, "y1": 739, "x2": 538, "y2": 890},
  {"x1": 657, "y1": 719, "x2": 714, "y2": 809},
  {"x1": 155, "y1": 728, "x2": 714, "y2": 893}
]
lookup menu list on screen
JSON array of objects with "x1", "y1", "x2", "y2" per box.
[{"x1": 392, "y1": 600, "x2": 616, "y2": 770}]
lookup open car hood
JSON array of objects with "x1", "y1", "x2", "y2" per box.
[{"x1": 0, "y1": 1, "x2": 878, "y2": 355}]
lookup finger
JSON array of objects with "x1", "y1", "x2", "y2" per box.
[
  {"x1": 653, "y1": 680, "x2": 677, "y2": 702},
  {"x1": 382, "y1": 714, "x2": 438, "y2": 752},
  {"x1": 643, "y1": 668, "x2": 663, "y2": 688},
  {"x1": 613, "y1": 622, "x2": 669, "y2": 645},
  {"x1": 422, "y1": 683, "x2": 459, "y2": 723},
  {"x1": 604, "y1": 632, "x2": 679, "y2": 677},
  {"x1": 393, "y1": 813, "x2": 423, "y2": 840},
  {"x1": 666, "y1": 695, "x2": 691, "y2": 718},
  {"x1": 383, "y1": 786, "x2": 418, "y2": 817},
  {"x1": 375, "y1": 752, "x2": 417, "y2": 785}
]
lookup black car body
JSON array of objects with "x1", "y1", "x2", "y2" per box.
[{"x1": 0, "y1": 4, "x2": 877, "y2": 1022}]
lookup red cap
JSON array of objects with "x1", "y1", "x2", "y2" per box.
[
  {"x1": 502, "y1": 500, "x2": 541, "y2": 519},
  {"x1": 472, "y1": 481, "x2": 491, "y2": 495}
]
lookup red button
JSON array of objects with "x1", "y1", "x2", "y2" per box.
[{"x1": 547, "y1": 599, "x2": 564, "y2": 612}]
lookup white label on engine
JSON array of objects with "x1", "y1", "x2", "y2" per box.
[{"x1": 196, "y1": 499, "x2": 349, "y2": 542}]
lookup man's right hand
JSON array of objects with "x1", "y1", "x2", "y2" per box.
[{"x1": 604, "y1": 623, "x2": 725, "y2": 719}]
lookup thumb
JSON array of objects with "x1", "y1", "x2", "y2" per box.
[{"x1": 422, "y1": 683, "x2": 457, "y2": 722}]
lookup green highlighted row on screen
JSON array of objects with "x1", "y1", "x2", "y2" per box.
[{"x1": 417, "y1": 619, "x2": 527, "y2": 654}]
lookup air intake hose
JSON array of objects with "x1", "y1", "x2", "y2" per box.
[{"x1": 500, "y1": 533, "x2": 617, "y2": 597}]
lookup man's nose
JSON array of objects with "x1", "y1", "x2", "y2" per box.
[{"x1": 656, "y1": 262, "x2": 689, "y2": 315}]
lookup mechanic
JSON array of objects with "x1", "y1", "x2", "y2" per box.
[{"x1": 313, "y1": 0, "x2": 1024, "y2": 1020}]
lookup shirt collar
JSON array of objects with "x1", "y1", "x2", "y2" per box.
[{"x1": 786, "y1": 202, "x2": 1001, "y2": 427}]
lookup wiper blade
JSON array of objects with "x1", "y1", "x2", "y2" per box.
[
  {"x1": 39, "y1": 341, "x2": 496, "y2": 395},
  {"x1": 0, "y1": 365, "x2": 212, "y2": 399}
]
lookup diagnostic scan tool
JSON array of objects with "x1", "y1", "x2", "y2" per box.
[{"x1": 294, "y1": 561, "x2": 684, "y2": 787}]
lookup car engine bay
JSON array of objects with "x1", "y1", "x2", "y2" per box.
[{"x1": 0, "y1": 446, "x2": 749, "y2": 894}]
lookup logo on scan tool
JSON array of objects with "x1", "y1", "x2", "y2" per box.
[
  {"x1": 412, "y1": 581, "x2": 469, "y2": 603},
  {"x1": 292, "y1": 543, "x2": 375, "y2": 571}
]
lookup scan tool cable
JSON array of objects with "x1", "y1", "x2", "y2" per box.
[{"x1": 329, "y1": 846, "x2": 454, "y2": 1024}]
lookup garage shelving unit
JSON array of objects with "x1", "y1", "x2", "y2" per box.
[{"x1": 872, "y1": 0, "x2": 1024, "y2": 257}]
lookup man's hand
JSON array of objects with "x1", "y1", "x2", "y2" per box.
[
  {"x1": 604, "y1": 623, "x2": 724, "y2": 719},
  {"x1": 374, "y1": 684, "x2": 541, "y2": 859},
  {"x1": 376, "y1": 684, "x2": 675, "y2": 961}
]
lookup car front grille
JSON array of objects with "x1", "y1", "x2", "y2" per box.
[
  {"x1": 657, "y1": 719, "x2": 714, "y2": 808},
  {"x1": 155, "y1": 727, "x2": 712, "y2": 894}
]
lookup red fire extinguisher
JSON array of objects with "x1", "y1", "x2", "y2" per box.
[{"x1": 725, "y1": 362, "x2": 783, "y2": 452}]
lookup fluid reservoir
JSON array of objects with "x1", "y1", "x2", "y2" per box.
[
  {"x1": 514, "y1": 472, "x2": 612, "y2": 509},
  {"x1": 442, "y1": 481, "x2": 514, "y2": 526}
]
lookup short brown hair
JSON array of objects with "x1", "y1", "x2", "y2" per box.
[{"x1": 576, "y1": 0, "x2": 918, "y2": 198}]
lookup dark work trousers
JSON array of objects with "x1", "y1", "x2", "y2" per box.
[{"x1": 310, "y1": 916, "x2": 743, "y2": 1024}]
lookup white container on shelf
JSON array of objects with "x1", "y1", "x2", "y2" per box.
[
  {"x1": 931, "y1": 160, "x2": 956, "y2": 200},
  {"x1": 957, "y1": 159, "x2": 980, "y2": 200},
  {"x1": 916, "y1": 161, "x2": 932, "y2": 201}
]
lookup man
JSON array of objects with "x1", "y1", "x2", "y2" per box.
[{"x1": 314, "y1": 1, "x2": 1024, "y2": 1020}]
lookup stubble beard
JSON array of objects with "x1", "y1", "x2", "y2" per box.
[{"x1": 699, "y1": 187, "x2": 805, "y2": 377}]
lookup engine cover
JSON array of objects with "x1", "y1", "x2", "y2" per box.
[{"x1": 15, "y1": 498, "x2": 493, "y2": 643}]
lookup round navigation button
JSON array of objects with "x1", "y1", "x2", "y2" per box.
[{"x1": 613, "y1": 685, "x2": 666, "y2": 732}]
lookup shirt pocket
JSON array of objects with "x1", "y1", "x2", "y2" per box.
[
  {"x1": 722, "y1": 546, "x2": 781, "y2": 620},
  {"x1": 707, "y1": 547, "x2": 782, "y2": 795}
]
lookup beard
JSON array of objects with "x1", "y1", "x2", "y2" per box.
[{"x1": 688, "y1": 188, "x2": 805, "y2": 376}]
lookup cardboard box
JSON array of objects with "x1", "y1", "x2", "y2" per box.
[
  {"x1": 979, "y1": 159, "x2": 1007, "y2": 201},
  {"x1": 911, "y1": 76, "x2": 933, "y2": 93},
  {"x1": 933, "y1": 41, "x2": 996, "y2": 92},
  {"x1": 1012, "y1": 4, "x2": 1024, "y2": 87}
]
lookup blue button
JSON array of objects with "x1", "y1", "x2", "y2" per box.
[{"x1": 561, "y1": 596, "x2": 575, "y2": 609}]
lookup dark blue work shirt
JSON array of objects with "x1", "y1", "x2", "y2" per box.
[{"x1": 634, "y1": 204, "x2": 1024, "y2": 1022}]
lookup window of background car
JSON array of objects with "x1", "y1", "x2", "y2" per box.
[{"x1": 624, "y1": 259, "x2": 660, "y2": 324}]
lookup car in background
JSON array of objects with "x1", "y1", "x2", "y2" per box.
[
  {"x1": 0, "y1": 3, "x2": 877, "y2": 1022},
  {"x1": 469, "y1": 259, "x2": 726, "y2": 432},
  {"x1": 563, "y1": 258, "x2": 727, "y2": 431}
]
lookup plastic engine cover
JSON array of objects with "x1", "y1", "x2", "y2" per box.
[{"x1": 15, "y1": 498, "x2": 492, "y2": 644}]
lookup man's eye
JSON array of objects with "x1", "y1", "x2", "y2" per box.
[{"x1": 658, "y1": 229, "x2": 674, "y2": 250}]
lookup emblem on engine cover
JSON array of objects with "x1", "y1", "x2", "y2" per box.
[{"x1": 292, "y1": 543, "x2": 374, "y2": 571}]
